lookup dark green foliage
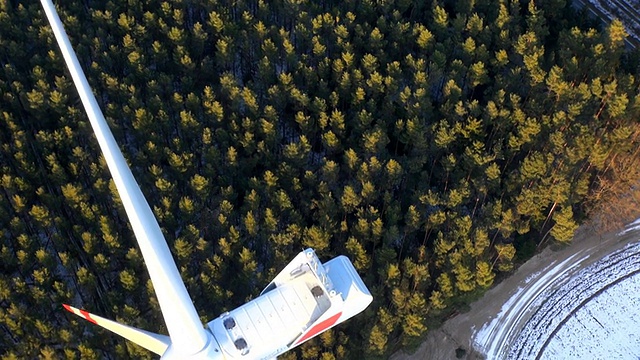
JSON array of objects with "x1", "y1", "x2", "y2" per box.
[
  {"x1": 1, "y1": 0, "x2": 639, "y2": 359},
  {"x1": 514, "y1": 235, "x2": 537, "y2": 261}
]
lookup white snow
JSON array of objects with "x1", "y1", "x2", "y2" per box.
[
  {"x1": 575, "y1": 0, "x2": 640, "y2": 46},
  {"x1": 473, "y1": 253, "x2": 591, "y2": 359},
  {"x1": 474, "y1": 217, "x2": 640, "y2": 359},
  {"x1": 539, "y1": 273, "x2": 640, "y2": 359},
  {"x1": 508, "y1": 241, "x2": 640, "y2": 358},
  {"x1": 618, "y1": 217, "x2": 640, "y2": 235}
]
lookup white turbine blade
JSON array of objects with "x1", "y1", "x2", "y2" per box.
[
  {"x1": 63, "y1": 304, "x2": 171, "y2": 356},
  {"x1": 40, "y1": 0, "x2": 209, "y2": 354}
]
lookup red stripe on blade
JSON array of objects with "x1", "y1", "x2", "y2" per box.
[{"x1": 79, "y1": 309, "x2": 98, "y2": 325}]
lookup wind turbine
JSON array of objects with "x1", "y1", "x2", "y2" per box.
[{"x1": 39, "y1": 1, "x2": 373, "y2": 359}]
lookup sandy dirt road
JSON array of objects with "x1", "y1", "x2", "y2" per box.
[{"x1": 390, "y1": 219, "x2": 640, "y2": 360}]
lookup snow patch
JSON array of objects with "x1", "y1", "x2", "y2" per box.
[
  {"x1": 539, "y1": 273, "x2": 640, "y2": 359},
  {"x1": 618, "y1": 217, "x2": 640, "y2": 235},
  {"x1": 473, "y1": 253, "x2": 589, "y2": 358},
  {"x1": 475, "y1": 221, "x2": 640, "y2": 359}
]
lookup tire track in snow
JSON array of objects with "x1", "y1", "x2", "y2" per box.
[
  {"x1": 507, "y1": 241, "x2": 640, "y2": 359},
  {"x1": 473, "y1": 219, "x2": 640, "y2": 360}
]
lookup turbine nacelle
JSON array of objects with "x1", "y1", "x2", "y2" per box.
[
  {"x1": 63, "y1": 249, "x2": 373, "y2": 359},
  {"x1": 207, "y1": 249, "x2": 372, "y2": 359}
]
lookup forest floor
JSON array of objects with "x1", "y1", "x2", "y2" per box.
[{"x1": 389, "y1": 217, "x2": 640, "y2": 360}]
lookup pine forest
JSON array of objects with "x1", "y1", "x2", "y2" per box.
[{"x1": 1, "y1": 0, "x2": 640, "y2": 359}]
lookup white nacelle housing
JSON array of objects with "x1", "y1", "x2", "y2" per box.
[{"x1": 207, "y1": 249, "x2": 372, "y2": 359}]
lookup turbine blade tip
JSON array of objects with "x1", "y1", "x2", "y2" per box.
[{"x1": 62, "y1": 304, "x2": 98, "y2": 324}]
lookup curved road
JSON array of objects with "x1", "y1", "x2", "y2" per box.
[
  {"x1": 391, "y1": 218, "x2": 640, "y2": 360},
  {"x1": 504, "y1": 238, "x2": 640, "y2": 359}
]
